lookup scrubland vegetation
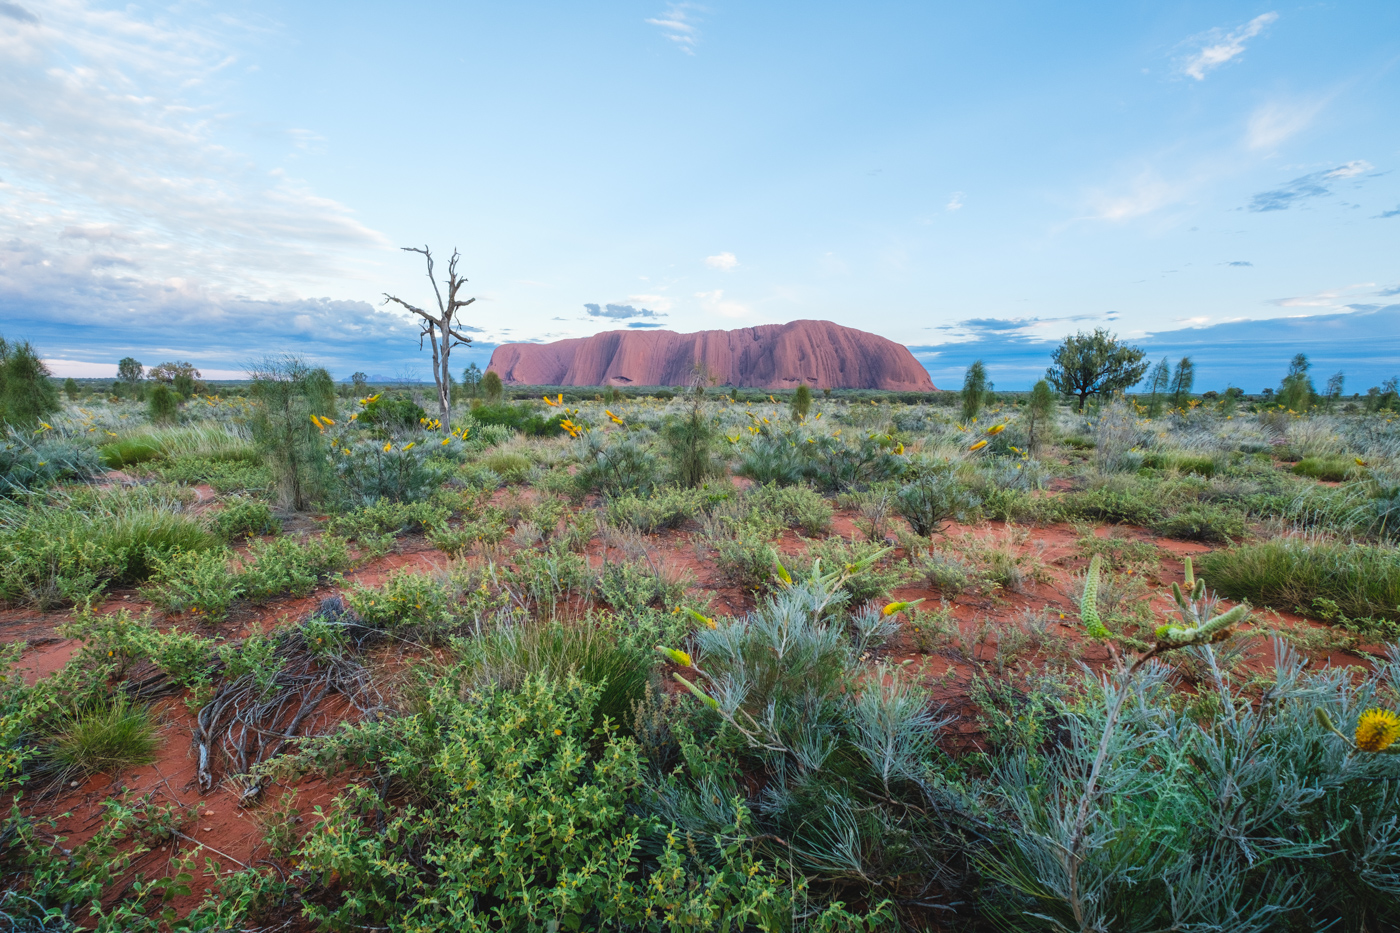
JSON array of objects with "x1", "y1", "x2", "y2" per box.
[{"x1": 1, "y1": 344, "x2": 1398, "y2": 931}]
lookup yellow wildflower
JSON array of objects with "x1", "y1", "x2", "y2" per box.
[
  {"x1": 383, "y1": 442, "x2": 392, "y2": 452},
  {"x1": 1355, "y1": 708, "x2": 1400, "y2": 753},
  {"x1": 969, "y1": 439, "x2": 988, "y2": 452},
  {"x1": 986, "y1": 423, "x2": 1006, "y2": 435},
  {"x1": 402, "y1": 442, "x2": 415, "y2": 451}
]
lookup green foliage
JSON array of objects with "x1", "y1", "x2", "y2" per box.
[
  {"x1": 142, "y1": 548, "x2": 241, "y2": 622},
  {"x1": 0, "y1": 433, "x2": 104, "y2": 495},
  {"x1": 1201, "y1": 539, "x2": 1400, "y2": 622},
  {"x1": 327, "y1": 497, "x2": 449, "y2": 541},
  {"x1": 291, "y1": 674, "x2": 852, "y2": 932},
  {"x1": 791, "y1": 383, "x2": 812, "y2": 419},
  {"x1": 1169, "y1": 355, "x2": 1194, "y2": 406},
  {"x1": 117, "y1": 356, "x2": 144, "y2": 385},
  {"x1": 1278, "y1": 352, "x2": 1316, "y2": 411},
  {"x1": 481, "y1": 448, "x2": 533, "y2": 483},
  {"x1": 239, "y1": 535, "x2": 350, "y2": 603},
  {"x1": 249, "y1": 356, "x2": 336, "y2": 510},
  {"x1": 661, "y1": 389, "x2": 720, "y2": 487},
  {"x1": 1046, "y1": 328, "x2": 1149, "y2": 411},
  {"x1": 980, "y1": 641, "x2": 1400, "y2": 932},
  {"x1": 790, "y1": 536, "x2": 904, "y2": 604},
  {"x1": 1025, "y1": 378, "x2": 1056, "y2": 455},
  {"x1": 0, "y1": 489, "x2": 218, "y2": 607},
  {"x1": 746, "y1": 482, "x2": 833, "y2": 536},
  {"x1": 330, "y1": 433, "x2": 455, "y2": 504},
  {"x1": 0, "y1": 337, "x2": 61, "y2": 429},
  {"x1": 594, "y1": 557, "x2": 689, "y2": 611},
  {"x1": 63, "y1": 377, "x2": 79, "y2": 399},
  {"x1": 147, "y1": 383, "x2": 179, "y2": 424},
  {"x1": 962, "y1": 359, "x2": 990, "y2": 421},
  {"x1": 345, "y1": 564, "x2": 498, "y2": 643},
  {"x1": 573, "y1": 433, "x2": 660, "y2": 499},
  {"x1": 147, "y1": 455, "x2": 271, "y2": 493},
  {"x1": 357, "y1": 392, "x2": 425, "y2": 430},
  {"x1": 895, "y1": 461, "x2": 980, "y2": 536},
  {"x1": 663, "y1": 568, "x2": 973, "y2": 917},
  {"x1": 1152, "y1": 503, "x2": 1245, "y2": 542},
  {"x1": 42, "y1": 693, "x2": 161, "y2": 780},
  {"x1": 605, "y1": 484, "x2": 710, "y2": 531},
  {"x1": 481, "y1": 368, "x2": 504, "y2": 403},
  {"x1": 470, "y1": 402, "x2": 567, "y2": 436},
  {"x1": 210, "y1": 496, "x2": 280, "y2": 541}
]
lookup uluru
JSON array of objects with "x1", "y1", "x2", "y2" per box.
[{"x1": 487, "y1": 320, "x2": 935, "y2": 390}]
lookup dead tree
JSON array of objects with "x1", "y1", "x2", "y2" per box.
[{"x1": 383, "y1": 246, "x2": 476, "y2": 432}]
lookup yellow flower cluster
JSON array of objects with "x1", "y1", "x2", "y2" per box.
[{"x1": 1355, "y1": 708, "x2": 1400, "y2": 753}]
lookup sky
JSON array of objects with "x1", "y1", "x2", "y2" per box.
[{"x1": 0, "y1": 1, "x2": 1397, "y2": 390}]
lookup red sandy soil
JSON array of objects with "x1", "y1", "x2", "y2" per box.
[{"x1": 1, "y1": 491, "x2": 1385, "y2": 928}]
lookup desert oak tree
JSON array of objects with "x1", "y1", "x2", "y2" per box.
[
  {"x1": 383, "y1": 246, "x2": 476, "y2": 433},
  {"x1": 1045, "y1": 329, "x2": 1148, "y2": 411}
]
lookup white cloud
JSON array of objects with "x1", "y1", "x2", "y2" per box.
[
  {"x1": 704, "y1": 251, "x2": 738, "y2": 270},
  {"x1": 1270, "y1": 283, "x2": 1375, "y2": 309},
  {"x1": 0, "y1": 0, "x2": 389, "y2": 308},
  {"x1": 646, "y1": 3, "x2": 701, "y2": 55},
  {"x1": 1180, "y1": 12, "x2": 1278, "y2": 81},
  {"x1": 1084, "y1": 172, "x2": 1184, "y2": 222},
  {"x1": 946, "y1": 192, "x2": 964, "y2": 211},
  {"x1": 695, "y1": 289, "x2": 748, "y2": 318},
  {"x1": 1247, "y1": 98, "x2": 1327, "y2": 150},
  {"x1": 629, "y1": 292, "x2": 673, "y2": 312}
]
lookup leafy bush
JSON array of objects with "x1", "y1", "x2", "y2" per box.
[
  {"x1": 249, "y1": 357, "x2": 336, "y2": 510},
  {"x1": 1152, "y1": 503, "x2": 1245, "y2": 542},
  {"x1": 0, "y1": 338, "x2": 60, "y2": 429},
  {"x1": 790, "y1": 537, "x2": 904, "y2": 604},
  {"x1": 910, "y1": 549, "x2": 979, "y2": 595},
  {"x1": 895, "y1": 462, "x2": 980, "y2": 536},
  {"x1": 239, "y1": 535, "x2": 350, "y2": 603},
  {"x1": 142, "y1": 548, "x2": 241, "y2": 622},
  {"x1": 325, "y1": 498, "x2": 449, "y2": 541},
  {"x1": 329, "y1": 434, "x2": 455, "y2": 504},
  {"x1": 470, "y1": 402, "x2": 567, "y2": 437},
  {"x1": 573, "y1": 434, "x2": 660, "y2": 499},
  {"x1": 287, "y1": 675, "x2": 875, "y2": 931},
  {"x1": 604, "y1": 485, "x2": 709, "y2": 532},
  {"x1": 148, "y1": 383, "x2": 179, "y2": 423},
  {"x1": 147, "y1": 456, "x2": 271, "y2": 493},
  {"x1": 747, "y1": 482, "x2": 833, "y2": 536},
  {"x1": 344, "y1": 564, "x2": 498, "y2": 643},
  {"x1": 0, "y1": 490, "x2": 218, "y2": 606},
  {"x1": 1201, "y1": 539, "x2": 1400, "y2": 622},
  {"x1": 594, "y1": 557, "x2": 689, "y2": 611},
  {"x1": 99, "y1": 436, "x2": 165, "y2": 468},
  {"x1": 210, "y1": 497, "x2": 280, "y2": 541},
  {"x1": 357, "y1": 393, "x2": 425, "y2": 430}
]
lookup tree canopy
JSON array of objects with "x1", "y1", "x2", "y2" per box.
[{"x1": 1045, "y1": 329, "x2": 1148, "y2": 411}]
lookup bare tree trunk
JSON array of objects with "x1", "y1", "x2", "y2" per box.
[{"x1": 383, "y1": 246, "x2": 476, "y2": 433}]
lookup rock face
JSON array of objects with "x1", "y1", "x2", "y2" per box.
[{"x1": 487, "y1": 320, "x2": 935, "y2": 391}]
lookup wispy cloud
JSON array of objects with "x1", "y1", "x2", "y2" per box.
[
  {"x1": 583, "y1": 302, "x2": 663, "y2": 320},
  {"x1": 627, "y1": 322, "x2": 664, "y2": 328},
  {"x1": 646, "y1": 2, "x2": 701, "y2": 55},
  {"x1": 704, "y1": 251, "x2": 738, "y2": 270},
  {"x1": 1226, "y1": 261, "x2": 1253, "y2": 267},
  {"x1": 945, "y1": 192, "x2": 964, "y2": 211},
  {"x1": 1084, "y1": 172, "x2": 1185, "y2": 221},
  {"x1": 1246, "y1": 97, "x2": 1326, "y2": 150},
  {"x1": 1269, "y1": 282, "x2": 1376, "y2": 309},
  {"x1": 0, "y1": 0, "x2": 391, "y2": 352},
  {"x1": 695, "y1": 289, "x2": 748, "y2": 318},
  {"x1": 1247, "y1": 161, "x2": 1373, "y2": 212},
  {"x1": 1179, "y1": 12, "x2": 1277, "y2": 81},
  {"x1": 1376, "y1": 205, "x2": 1400, "y2": 219}
]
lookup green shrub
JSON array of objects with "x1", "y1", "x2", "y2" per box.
[
  {"x1": 1292, "y1": 455, "x2": 1357, "y2": 482},
  {"x1": 1141, "y1": 450, "x2": 1217, "y2": 476},
  {"x1": 344, "y1": 564, "x2": 497, "y2": 643},
  {"x1": 895, "y1": 463, "x2": 980, "y2": 536},
  {"x1": 210, "y1": 497, "x2": 280, "y2": 541},
  {"x1": 43, "y1": 694, "x2": 161, "y2": 780},
  {"x1": 0, "y1": 338, "x2": 60, "y2": 429},
  {"x1": 471, "y1": 402, "x2": 567, "y2": 437},
  {"x1": 791, "y1": 537, "x2": 904, "y2": 604},
  {"x1": 604, "y1": 485, "x2": 709, "y2": 532},
  {"x1": 141, "y1": 548, "x2": 241, "y2": 622},
  {"x1": 747, "y1": 482, "x2": 833, "y2": 536},
  {"x1": 148, "y1": 383, "x2": 179, "y2": 424},
  {"x1": 239, "y1": 535, "x2": 349, "y2": 603},
  {"x1": 357, "y1": 393, "x2": 425, "y2": 430},
  {"x1": 287, "y1": 675, "x2": 873, "y2": 931},
  {"x1": 249, "y1": 357, "x2": 335, "y2": 510},
  {"x1": 481, "y1": 449, "x2": 533, "y2": 484},
  {"x1": 1060, "y1": 485, "x2": 1163, "y2": 527},
  {"x1": 325, "y1": 498, "x2": 449, "y2": 541},
  {"x1": 572, "y1": 434, "x2": 660, "y2": 499},
  {"x1": 910, "y1": 549, "x2": 979, "y2": 595},
  {"x1": 710, "y1": 523, "x2": 781, "y2": 591},
  {"x1": 148, "y1": 456, "x2": 271, "y2": 493},
  {"x1": 980, "y1": 643, "x2": 1400, "y2": 932},
  {"x1": 593, "y1": 557, "x2": 688, "y2": 611},
  {"x1": 1152, "y1": 503, "x2": 1245, "y2": 542},
  {"x1": 1201, "y1": 539, "x2": 1400, "y2": 622}
]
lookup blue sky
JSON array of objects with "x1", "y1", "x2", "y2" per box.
[{"x1": 0, "y1": 1, "x2": 1397, "y2": 390}]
